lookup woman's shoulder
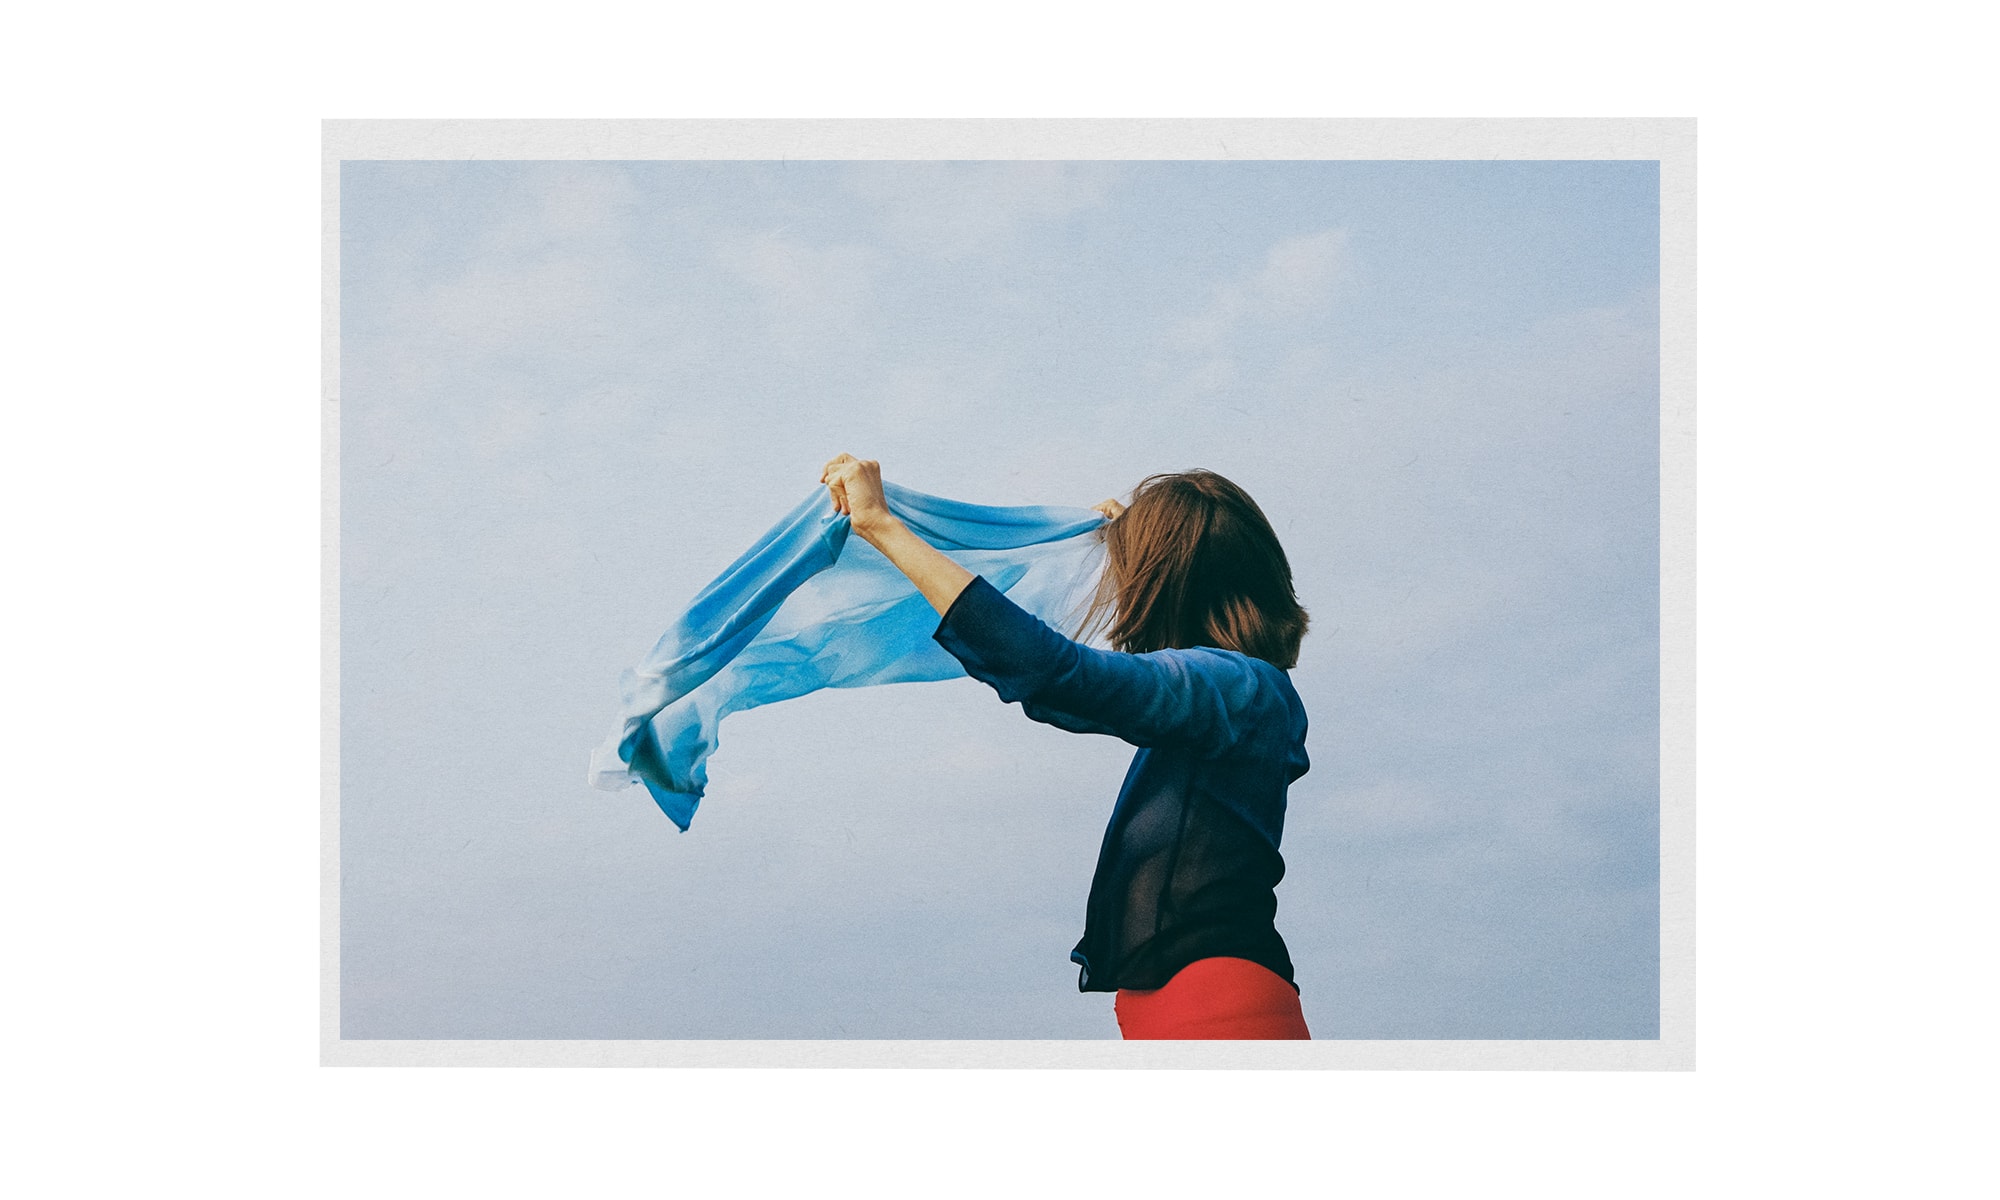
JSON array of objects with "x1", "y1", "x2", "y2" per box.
[
  {"x1": 1144, "y1": 645, "x2": 1304, "y2": 726},
  {"x1": 1149, "y1": 643, "x2": 1294, "y2": 683}
]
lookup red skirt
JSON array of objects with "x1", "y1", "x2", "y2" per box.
[{"x1": 1114, "y1": 957, "x2": 1312, "y2": 1040}]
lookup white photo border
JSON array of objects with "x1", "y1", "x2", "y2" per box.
[{"x1": 321, "y1": 118, "x2": 1695, "y2": 1069}]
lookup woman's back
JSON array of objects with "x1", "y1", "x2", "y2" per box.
[{"x1": 935, "y1": 575, "x2": 1309, "y2": 993}]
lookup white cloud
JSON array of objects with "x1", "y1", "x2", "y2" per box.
[
  {"x1": 1255, "y1": 228, "x2": 1348, "y2": 308},
  {"x1": 478, "y1": 163, "x2": 643, "y2": 254},
  {"x1": 531, "y1": 166, "x2": 641, "y2": 239},
  {"x1": 352, "y1": 165, "x2": 648, "y2": 373},
  {"x1": 1178, "y1": 228, "x2": 1349, "y2": 350},
  {"x1": 714, "y1": 230, "x2": 878, "y2": 356},
  {"x1": 844, "y1": 161, "x2": 1116, "y2": 260}
]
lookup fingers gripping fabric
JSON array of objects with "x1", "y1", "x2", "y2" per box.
[{"x1": 587, "y1": 483, "x2": 1107, "y2": 830}]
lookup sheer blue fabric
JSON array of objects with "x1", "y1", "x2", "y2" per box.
[{"x1": 587, "y1": 483, "x2": 1107, "y2": 830}]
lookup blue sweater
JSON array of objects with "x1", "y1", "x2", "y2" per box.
[{"x1": 935, "y1": 575, "x2": 1310, "y2": 994}]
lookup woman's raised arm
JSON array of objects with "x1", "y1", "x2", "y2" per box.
[
  {"x1": 935, "y1": 575, "x2": 1277, "y2": 757},
  {"x1": 821, "y1": 453, "x2": 974, "y2": 615}
]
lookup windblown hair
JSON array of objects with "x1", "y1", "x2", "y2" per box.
[{"x1": 1082, "y1": 470, "x2": 1309, "y2": 670}]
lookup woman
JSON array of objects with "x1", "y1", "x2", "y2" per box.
[{"x1": 820, "y1": 453, "x2": 1312, "y2": 1040}]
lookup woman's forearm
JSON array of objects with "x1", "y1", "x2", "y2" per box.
[{"x1": 853, "y1": 514, "x2": 975, "y2": 615}]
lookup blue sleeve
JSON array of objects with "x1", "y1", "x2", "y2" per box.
[{"x1": 933, "y1": 575, "x2": 1272, "y2": 756}]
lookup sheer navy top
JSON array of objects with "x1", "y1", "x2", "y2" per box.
[{"x1": 933, "y1": 575, "x2": 1309, "y2": 994}]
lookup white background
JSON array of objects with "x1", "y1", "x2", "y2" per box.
[{"x1": 5, "y1": 2, "x2": 1991, "y2": 1194}]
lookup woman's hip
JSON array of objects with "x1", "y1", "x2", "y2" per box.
[{"x1": 1114, "y1": 956, "x2": 1311, "y2": 1040}]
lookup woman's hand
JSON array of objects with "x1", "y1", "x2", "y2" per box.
[
  {"x1": 819, "y1": 453, "x2": 973, "y2": 614},
  {"x1": 821, "y1": 454, "x2": 896, "y2": 536},
  {"x1": 1092, "y1": 498, "x2": 1127, "y2": 522}
]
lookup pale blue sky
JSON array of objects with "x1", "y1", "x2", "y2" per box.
[{"x1": 340, "y1": 159, "x2": 1659, "y2": 1039}]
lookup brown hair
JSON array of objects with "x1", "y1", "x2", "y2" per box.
[{"x1": 1082, "y1": 470, "x2": 1309, "y2": 669}]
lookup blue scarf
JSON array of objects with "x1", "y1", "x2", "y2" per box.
[{"x1": 588, "y1": 483, "x2": 1108, "y2": 829}]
